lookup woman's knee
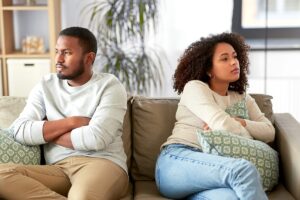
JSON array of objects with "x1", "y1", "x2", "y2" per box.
[{"x1": 155, "y1": 158, "x2": 192, "y2": 199}]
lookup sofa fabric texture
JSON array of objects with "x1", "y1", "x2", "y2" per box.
[
  {"x1": 0, "y1": 94, "x2": 299, "y2": 200},
  {"x1": 197, "y1": 129, "x2": 279, "y2": 191},
  {"x1": 0, "y1": 129, "x2": 41, "y2": 165},
  {"x1": 0, "y1": 97, "x2": 26, "y2": 129}
]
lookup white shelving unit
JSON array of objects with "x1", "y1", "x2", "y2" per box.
[{"x1": 0, "y1": 0, "x2": 61, "y2": 96}]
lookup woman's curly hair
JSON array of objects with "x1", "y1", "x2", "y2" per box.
[{"x1": 173, "y1": 32, "x2": 250, "y2": 94}]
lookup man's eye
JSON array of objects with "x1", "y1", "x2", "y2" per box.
[{"x1": 64, "y1": 51, "x2": 72, "y2": 55}]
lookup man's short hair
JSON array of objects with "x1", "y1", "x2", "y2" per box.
[{"x1": 59, "y1": 27, "x2": 97, "y2": 54}]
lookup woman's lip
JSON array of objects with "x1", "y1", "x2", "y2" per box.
[{"x1": 232, "y1": 68, "x2": 240, "y2": 73}]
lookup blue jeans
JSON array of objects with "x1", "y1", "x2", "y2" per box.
[{"x1": 155, "y1": 144, "x2": 268, "y2": 200}]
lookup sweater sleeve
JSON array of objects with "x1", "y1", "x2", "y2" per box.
[
  {"x1": 9, "y1": 83, "x2": 46, "y2": 145},
  {"x1": 244, "y1": 94, "x2": 275, "y2": 143},
  {"x1": 181, "y1": 80, "x2": 250, "y2": 137},
  {"x1": 70, "y1": 78, "x2": 127, "y2": 151}
]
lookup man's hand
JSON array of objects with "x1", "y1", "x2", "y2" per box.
[
  {"x1": 53, "y1": 132, "x2": 74, "y2": 149},
  {"x1": 43, "y1": 116, "x2": 91, "y2": 142},
  {"x1": 69, "y1": 116, "x2": 91, "y2": 128}
]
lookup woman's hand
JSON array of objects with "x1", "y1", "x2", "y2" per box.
[
  {"x1": 234, "y1": 117, "x2": 247, "y2": 127},
  {"x1": 203, "y1": 123, "x2": 211, "y2": 131}
]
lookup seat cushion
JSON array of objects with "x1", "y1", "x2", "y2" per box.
[{"x1": 134, "y1": 181, "x2": 171, "y2": 200}]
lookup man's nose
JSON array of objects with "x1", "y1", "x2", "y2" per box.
[{"x1": 56, "y1": 52, "x2": 64, "y2": 63}]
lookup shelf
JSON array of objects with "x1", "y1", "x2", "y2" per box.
[
  {"x1": 5, "y1": 52, "x2": 50, "y2": 58},
  {"x1": 2, "y1": 6, "x2": 48, "y2": 11}
]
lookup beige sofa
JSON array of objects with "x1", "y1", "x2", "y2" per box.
[{"x1": 1, "y1": 94, "x2": 300, "y2": 200}]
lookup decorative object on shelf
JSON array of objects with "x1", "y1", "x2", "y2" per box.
[
  {"x1": 26, "y1": 0, "x2": 36, "y2": 5},
  {"x1": 21, "y1": 36, "x2": 45, "y2": 54}
]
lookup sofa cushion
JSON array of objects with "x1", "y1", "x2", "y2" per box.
[
  {"x1": 131, "y1": 97, "x2": 179, "y2": 181},
  {"x1": 134, "y1": 181, "x2": 171, "y2": 200},
  {"x1": 0, "y1": 96, "x2": 26, "y2": 128},
  {"x1": 0, "y1": 129, "x2": 41, "y2": 165},
  {"x1": 122, "y1": 96, "x2": 133, "y2": 169},
  {"x1": 197, "y1": 129, "x2": 279, "y2": 191},
  {"x1": 250, "y1": 94, "x2": 274, "y2": 124},
  {"x1": 268, "y1": 184, "x2": 296, "y2": 200}
]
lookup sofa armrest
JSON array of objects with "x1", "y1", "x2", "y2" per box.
[{"x1": 274, "y1": 113, "x2": 300, "y2": 200}]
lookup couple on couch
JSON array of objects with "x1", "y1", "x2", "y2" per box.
[{"x1": 0, "y1": 27, "x2": 276, "y2": 200}]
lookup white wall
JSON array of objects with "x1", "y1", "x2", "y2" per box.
[
  {"x1": 61, "y1": 0, "x2": 300, "y2": 121},
  {"x1": 151, "y1": 0, "x2": 234, "y2": 97},
  {"x1": 61, "y1": 0, "x2": 233, "y2": 97}
]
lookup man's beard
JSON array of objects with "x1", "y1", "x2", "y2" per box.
[{"x1": 57, "y1": 60, "x2": 85, "y2": 80}]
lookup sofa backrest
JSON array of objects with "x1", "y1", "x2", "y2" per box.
[
  {"x1": 129, "y1": 94, "x2": 274, "y2": 181},
  {"x1": 122, "y1": 96, "x2": 133, "y2": 169},
  {"x1": 130, "y1": 96, "x2": 179, "y2": 181},
  {"x1": 0, "y1": 96, "x2": 27, "y2": 128},
  {"x1": 0, "y1": 94, "x2": 275, "y2": 182}
]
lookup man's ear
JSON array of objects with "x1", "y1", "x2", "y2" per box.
[{"x1": 85, "y1": 52, "x2": 96, "y2": 66}]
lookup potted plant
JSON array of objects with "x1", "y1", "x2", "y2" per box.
[{"x1": 82, "y1": 0, "x2": 164, "y2": 95}]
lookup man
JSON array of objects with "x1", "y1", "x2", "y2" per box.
[{"x1": 0, "y1": 27, "x2": 129, "y2": 200}]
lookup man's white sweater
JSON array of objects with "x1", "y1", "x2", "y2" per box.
[{"x1": 10, "y1": 72, "x2": 128, "y2": 172}]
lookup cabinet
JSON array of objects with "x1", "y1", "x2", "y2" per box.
[
  {"x1": 7, "y1": 58, "x2": 50, "y2": 96},
  {"x1": 0, "y1": 0, "x2": 61, "y2": 96}
]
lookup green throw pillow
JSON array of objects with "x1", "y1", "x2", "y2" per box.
[
  {"x1": 197, "y1": 129, "x2": 279, "y2": 191},
  {"x1": 0, "y1": 129, "x2": 41, "y2": 165}
]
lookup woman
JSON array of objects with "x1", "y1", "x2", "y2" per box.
[{"x1": 155, "y1": 32, "x2": 275, "y2": 200}]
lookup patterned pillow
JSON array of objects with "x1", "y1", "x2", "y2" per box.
[
  {"x1": 0, "y1": 129, "x2": 41, "y2": 165},
  {"x1": 197, "y1": 129, "x2": 279, "y2": 191}
]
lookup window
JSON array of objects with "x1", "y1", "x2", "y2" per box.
[{"x1": 232, "y1": 0, "x2": 300, "y2": 46}]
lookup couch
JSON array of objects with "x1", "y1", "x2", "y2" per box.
[{"x1": 0, "y1": 94, "x2": 300, "y2": 200}]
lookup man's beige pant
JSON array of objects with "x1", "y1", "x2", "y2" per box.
[{"x1": 0, "y1": 156, "x2": 129, "y2": 200}]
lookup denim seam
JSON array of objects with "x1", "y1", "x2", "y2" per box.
[{"x1": 166, "y1": 153, "x2": 233, "y2": 172}]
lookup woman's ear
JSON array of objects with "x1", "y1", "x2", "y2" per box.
[
  {"x1": 207, "y1": 72, "x2": 211, "y2": 78},
  {"x1": 207, "y1": 71, "x2": 215, "y2": 79}
]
